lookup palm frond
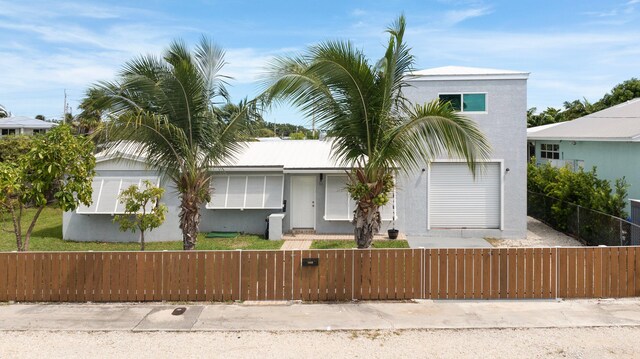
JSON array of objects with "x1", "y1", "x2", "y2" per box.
[{"x1": 381, "y1": 100, "x2": 492, "y2": 175}]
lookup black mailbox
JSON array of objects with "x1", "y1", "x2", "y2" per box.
[{"x1": 302, "y1": 258, "x2": 319, "y2": 267}]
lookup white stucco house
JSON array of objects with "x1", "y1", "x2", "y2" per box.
[
  {"x1": 0, "y1": 116, "x2": 57, "y2": 137},
  {"x1": 63, "y1": 66, "x2": 530, "y2": 242}
]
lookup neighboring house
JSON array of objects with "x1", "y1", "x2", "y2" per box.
[
  {"x1": 63, "y1": 65, "x2": 529, "y2": 242},
  {"x1": 0, "y1": 116, "x2": 57, "y2": 137},
  {"x1": 527, "y1": 98, "x2": 640, "y2": 210}
]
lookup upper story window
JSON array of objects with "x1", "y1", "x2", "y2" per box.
[
  {"x1": 540, "y1": 143, "x2": 560, "y2": 159},
  {"x1": 439, "y1": 93, "x2": 486, "y2": 112}
]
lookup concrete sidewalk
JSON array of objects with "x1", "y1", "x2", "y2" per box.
[{"x1": 1, "y1": 299, "x2": 639, "y2": 332}]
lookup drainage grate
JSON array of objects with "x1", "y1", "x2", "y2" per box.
[{"x1": 172, "y1": 307, "x2": 187, "y2": 316}]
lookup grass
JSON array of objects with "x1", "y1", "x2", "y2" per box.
[
  {"x1": 0, "y1": 206, "x2": 407, "y2": 251},
  {"x1": 0, "y1": 206, "x2": 282, "y2": 251},
  {"x1": 310, "y1": 239, "x2": 410, "y2": 249}
]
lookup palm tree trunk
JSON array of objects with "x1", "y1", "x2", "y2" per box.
[
  {"x1": 353, "y1": 203, "x2": 381, "y2": 249},
  {"x1": 179, "y1": 190, "x2": 201, "y2": 250}
]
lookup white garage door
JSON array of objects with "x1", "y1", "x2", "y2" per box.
[{"x1": 429, "y1": 162, "x2": 501, "y2": 229}]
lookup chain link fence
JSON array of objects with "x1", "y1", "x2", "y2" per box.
[{"x1": 528, "y1": 191, "x2": 640, "y2": 246}]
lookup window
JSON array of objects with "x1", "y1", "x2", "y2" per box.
[
  {"x1": 33, "y1": 129, "x2": 45, "y2": 134},
  {"x1": 324, "y1": 175, "x2": 395, "y2": 221},
  {"x1": 207, "y1": 175, "x2": 284, "y2": 209},
  {"x1": 540, "y1": 143, "x2": 560, "y2": 159},
  {"x1": 1, "y1": 129, "x2": 16, "y2": 136},
  {"x1": 76, "y1": 177, "x2": 160, "y2": 214},
  {"x1": 439, "y1": 93, "x2": 486, "y2": 112}
]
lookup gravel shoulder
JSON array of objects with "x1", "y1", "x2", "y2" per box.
[
  {"x1": 489, "y1": 216, "x2": 583, "y2": 247},
  {"x1": 2, "y1": 327, "x2": 639, "y2": 358}
]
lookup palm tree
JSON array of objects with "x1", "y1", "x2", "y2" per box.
[
  {"x1": 88, "y1": 37, "x2": 246, "y2": 250},
  {"x1": 262, "y1": 16, "x2": 491, "y2": 248},
  {"x1": 0, "y1": 104, "x2": 10, "y2": 118}
]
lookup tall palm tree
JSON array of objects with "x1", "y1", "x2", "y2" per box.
[
  {"x1": 262, "y1": 16, "x2": 491, "y2": 248},
  {"x1": 88, "y1": 37, "x2": 246, "y2": 250},
  {"x1": 0, "y1": 104, "x2": 10, "y2": 118}
]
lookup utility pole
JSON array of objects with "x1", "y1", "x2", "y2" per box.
[{"x1": 63, "y1": 89, "x2": 68, "y2": 123}]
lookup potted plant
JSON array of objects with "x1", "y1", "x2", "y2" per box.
[{"x1": 387, "y1": 192, "x2": 398, "y2": 240}]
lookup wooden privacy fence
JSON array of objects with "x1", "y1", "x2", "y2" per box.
[{"x1": 0, "y1": 247, "x2": 639, "y2": 302}]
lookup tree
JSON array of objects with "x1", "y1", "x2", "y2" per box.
[
  {"x1": 262, "y1": 16, "x2": 490, "y2": 248},
  {"x1": 0, "y1": 136, "x2": 34, "y2": 163},
  {"x1": 0, "y1": 104, "x2": 10, "y2": 118},
  {"x1": 598, "y1": 78, "x2": 640, "y2": 108},
  {"x1": 35, "y1": 115, "x2": 45, "y2": 121},
  {"x1": 87, "y1": 37, "x2": 246, "y2": 250},
  {"x1": 527, "y1": 78, "x2": 640, "y2": 128},
  {"x1": 113, "y1": 181, "x2": 167, "y2": 251},
  {"x1": 289, "y1": 131, "x2": 306, "y2": 140},
  {"x1": 0, "y1": 125, "x2": 95, "y2": 251},
  {"x1": 527, "y1": 106, "x2": 563, "y2": 127}
]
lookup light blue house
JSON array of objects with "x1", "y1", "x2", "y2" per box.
[
  {"x1": 528, "y1": 98, "x2": 640, "y2": 210},
  {"x1": 64, "y1": 66, "x2": 530, "y2": 242}
]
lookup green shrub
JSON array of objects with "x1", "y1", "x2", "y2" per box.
[
  {"x1": 527, "y1": 160, "x2": 628, "y2": 232},
  {"x1": 0, "y1": 135, "x2": 34, "y2": 163}
]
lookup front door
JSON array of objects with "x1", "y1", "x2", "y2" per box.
[{"x1": 291, "y1": 176, "x2": 316, "y2": 229}]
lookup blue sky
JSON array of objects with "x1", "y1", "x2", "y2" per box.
[{"x1": 1, "y1": 0, "x2": 639, "y2": 127}]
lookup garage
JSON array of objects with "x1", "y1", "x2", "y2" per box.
[{"x1": 429, "y1": 162, "x2": 502, "y2": 229}]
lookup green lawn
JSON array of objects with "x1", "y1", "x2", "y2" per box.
[
  {"x1": 310, "y1": 239, "x2": 410, "y2": 249},
  {"x1": 0, "y1": 207, "x2": 282, "y2": 251},
  {"x1": 0, "y1": 206, "x2": 409, "y2": 251}
]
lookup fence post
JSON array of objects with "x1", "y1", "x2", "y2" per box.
[
  {"x1": 351, "y1": 250, "x2": 355, "y2": 301},
  {"x1": 420, "y1": 247, "x2": 425, "y2": 299},
  {"x1": 554, "y1": 246, "x2": 559, "y2": 300},
  {"x1": 237, "y1": 249, "x2": 242, "y2": 302}
]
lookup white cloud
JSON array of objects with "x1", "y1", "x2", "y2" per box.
[{"x1": 443, "y1": 6, "x2": 493, "y2": 25}]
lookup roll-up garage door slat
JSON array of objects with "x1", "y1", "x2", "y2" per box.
[{"x1": 430, "y1": 162, "x2": 501, "y2": 229}]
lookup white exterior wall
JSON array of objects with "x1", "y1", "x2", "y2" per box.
[{"x1": 63, "y1": 159, "x2": 183, "y2": 242}]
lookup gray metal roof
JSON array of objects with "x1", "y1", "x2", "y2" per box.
[
  {"x1": 219, "y1": 140, "x2": 350, "y2": 170},
  {"x1": 527, "y1": 98, "x2": 640, "y2": 142},
  {"x1": 0, "y1": 116, "x2": 57, "y2": 129},
  {"x1": 97, "y1": 139, "x2": 351, "y2": 171}
]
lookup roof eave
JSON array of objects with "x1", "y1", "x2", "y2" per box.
[
  {"x1": 527, "y1": 136, "x2": 638, "y2": 142},
  {"x1": 407, "y1": 73, "x2": 530, "y2": 81}
]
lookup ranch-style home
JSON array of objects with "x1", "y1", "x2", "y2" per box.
[
  {"x1": 63, "y1": 65, "x2": 530, "y2": 242},
  {"x1": 0, "y1": 116, "x2": 56, "y2": 137}
]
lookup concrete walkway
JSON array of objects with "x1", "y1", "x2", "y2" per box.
[
  {"x1": 280, "y1": 240, "x2": 312, "y2": 250},
  {"x1": 1, "y1": 299, "x2": 639, "y2": 332}
]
